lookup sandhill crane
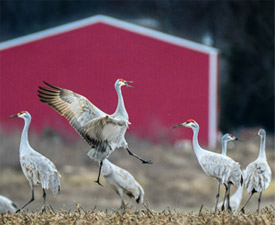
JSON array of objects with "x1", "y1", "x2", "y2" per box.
[
  {"x1": 9, "y1": 111, "x2": 61, "y2": 212},
  {"x1": 38, "y1": 79, "x2": 152, "y2": 186},
  {"x1": 241, "y1": 128, "x2": 271, "y2": 213},
  {"x1": 0, "y1": 195, "x2": 17, "y2": 213},
  {"x1": 219, "y1": 133, "x2": 240, "y2": 210},
  {"x1": 93, "y1": 158, "x2": 144, "y2": 212},
  {"x1": 173, "y1": 119, "x2": 242, "y2": 213},
  {"x1": 215, "y1": 133, "x2": 243, "y2": 212}
]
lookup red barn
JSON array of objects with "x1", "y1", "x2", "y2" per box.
[{"x1": 0, "y1": 15, "x2": 219, "y2": 148}]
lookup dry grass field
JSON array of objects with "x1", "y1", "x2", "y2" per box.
[
  {"x1": 0, "y1": 207, "x2": 275, "y2": 225},
  {"x1": 0, "y1": 127, "x2": 274, "y2": 224}
]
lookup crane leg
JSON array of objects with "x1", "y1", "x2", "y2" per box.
[
  {"x1": 120, "y1": 199, "x2": 126, "y2": 213},
  {"x1": 241, "y1": 191, "x2": 254, "y2": 213},
  {"x1": 257, "y1": 192, "x2": 262, "y2": 213},
  {"x1": 214, "y1": 182, "x2": 221, "y2": 213},
  {"x1": 221, "y1": 184, "x2": 228, "y2": 211},
  {"x1": 41, "y1": 188, "x2": 47, "y2": 213},
  {"x1": 126, "y1": 148, "x2": 152, "y2": 164},
  {"x1": 94, "y1": 161, "x2": 103, "y2": 186},
  {"x1": 16, "y1": 186, "x2": 35, "y2": 213},
  {"x1": 226, "y1": 183, "x2": 232, "y2": 212}
]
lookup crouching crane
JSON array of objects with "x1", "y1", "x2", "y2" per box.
[
  {"x1": 0, "y1": 195, "x2": 17, "y2": 213},
  {"x1": 93, "y1": 158, "x2": 144, "y2": 212},
  {"x1": 38, "y1": 79, "x2": 152, "y2": 186},
  {"x1": 9, "y1": 111, "x2": 61, "y2": 212}
]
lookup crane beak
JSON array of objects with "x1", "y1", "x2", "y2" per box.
[
  {"x1": 173, "y1": 123, "x2": 185, "y2": 128},
  {"x1": 125, "y1": 80, "x2": 133, "y2": 88},
  {"x1": 9, "y1": 113, "x2": 18, "y2": 118},
  {"x1": 235, "y1": 137, "x2": 243, "y2": 142}
]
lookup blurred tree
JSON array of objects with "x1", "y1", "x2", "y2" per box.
[
  {"x1": 151, "y1": 1, "x2": 274, "y2": 132},
  {"x1": 220, "y1": 2, "x2": 274, "y2": 132}
]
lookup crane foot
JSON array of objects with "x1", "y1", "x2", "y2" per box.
[
  {"x1": 142, "y1": 159, "x2": 153, "y2": 164},
  {"x1": 15, "y1": 209, "x2": 21, "y2": 213},
  {"x1": 94, "y1": 180, "x2": 103, "y2": 187}
]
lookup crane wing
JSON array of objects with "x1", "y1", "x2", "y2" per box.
[
  {"x1": 38, "y1": 82, "x2": 128, "y2": 148},
  {"x1": 244, "y1": 159, "x2": 271, "y2": 192},
  {"x1": 85, "y1": 116, "x2": 128, "y2": 141},
  {"x1": 21, "y1": 150, "x2": 61, "y2": 195},
  {"x1": 113, "y1": 166, "x2": 139, "y2": 193},
  {"x1": 200, "y1": 153, "x2": 241, "y2": 184}
]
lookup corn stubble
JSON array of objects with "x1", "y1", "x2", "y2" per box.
[{"x1": 0, "y1": 205, "x2": 274, "y2": 225}]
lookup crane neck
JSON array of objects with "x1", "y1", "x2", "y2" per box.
[
  {"x1": 222, "y1": 140, "x2": 228, "y2": 155},
  {"x1": 20, "y1": 116, "x2": 31, "y2": 153},
  {"x1": 191, "y1": 126, "x2": 204, "y2": 160},
  {"x1": 258, "y1": 134, "x2": 266, "y2": 160},
  {"x1": 114, "y1": 84, "x2": 128, "y2": 119}
]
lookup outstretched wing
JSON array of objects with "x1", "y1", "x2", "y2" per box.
[
  {"x1": 38, "y1": 81, "x2": 107, "y2": 145},
  {"x1": 38, "y1": 82, "x2": 127, "y2": 148}
]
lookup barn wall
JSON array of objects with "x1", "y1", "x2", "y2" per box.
[{"x1": 0, "y1": 16, "x2": 218, "y2": 147}]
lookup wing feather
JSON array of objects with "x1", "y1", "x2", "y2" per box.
[
  {"x1": 38, "y1": 82, "x2": 108, "y2": 145},
  {"x1": 38, "y1": 82, "x2": 126, "y2": 148}
]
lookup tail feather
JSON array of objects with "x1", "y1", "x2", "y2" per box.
[
  {"x1": 87, "y1": 146, "x2": 110, "y2": 162},
  {"x1": 136, "y1": 185, "x2": 144, "y2": 204},
  {"x1": 11, "y1": 202, "x2": 18, "y2": 210},
  {"x1": 50, "y1": 172, "x2": 61, "y2": 196}
]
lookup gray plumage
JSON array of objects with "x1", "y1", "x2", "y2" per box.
[
  {"x1": 243, "y1": 129, "x2": 271, "y2": 193},
  {"x1": 173, "y1": 120, "x2": 242, "y2": 213},
  {"x1": 38, "y1": 79, "x2": 131, "y2": 162},
  {"x1": 9, "y1": 111, "x2": 61, "y2": 212},
  {"x1": 0, "y1": 195, "x2": 17, "y2": 213},
  {"x1": 99, "y1": 159, "x2": 144, "y2": 212},
  {"x1": 215, "y1": 133, "x2": 243, "y2": 212},
  {"x1": 20, "y1": 151, "x2": 61, "y2": 196},
  {"x1": 38, "y1": 79, "x2": 151, "y2": 185},
  {"x1": 198, "y1": 152, "x2": 242, "y2": 186},
  {"x1": 241, "y1": 129, "x2": 271, "y2": 213},
  {"x1": 244, "y1": 161, "x2": 271, "y2": 193}
]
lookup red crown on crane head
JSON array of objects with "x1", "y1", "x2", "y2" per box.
[{"x1": 186, "y1": 119, "x2": 195, "y2": 124}]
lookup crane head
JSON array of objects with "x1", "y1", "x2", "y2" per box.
[
  {"x1": 9, "y1": 111, "x2": 29, "y2": 119},
  {"x1": 117, "y1": 78, "x2": 133, "y2": 88},
  {"x1": 173, "y1": 119, "x2": 198, "y2": 129},
  {"x1": 258, "y1": 128, "x2": 266, "y2": 137},
  {"x1": 222, "y1": 133, "x2": 239, "y2": 142}
]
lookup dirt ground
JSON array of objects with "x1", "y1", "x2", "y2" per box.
[{"x1": 0, "y1": 128, "x2": 274, "y2": 213}]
